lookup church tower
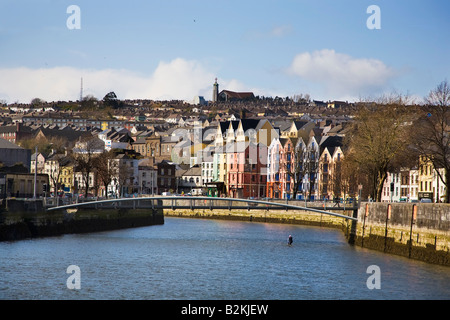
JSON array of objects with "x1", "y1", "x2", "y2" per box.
[{"x1": 212, "y1": 78, "x2": 219, "y2": 103}]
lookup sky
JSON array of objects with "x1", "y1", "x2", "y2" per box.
[{"x1": 0, "y1": 0, "x2": 449, "y2": 104}]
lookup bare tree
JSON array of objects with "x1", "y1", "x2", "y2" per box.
[
  {"x1": 93, "y1": 150, "x2": 116, "y2": 198},
  {"x1": 47, "y1": 154, "x2": 65, "y2": 200},
  {"x1": 344, "y1": 96, "x2": 415, "y2": 201},
  {"x1": 73, "y1": 138, "x2": 102, "y2": 198},
  {"x1": 412, "y1": 80, "x2": 450, "y2": 202},
  {"x1": 291, "y1": 146, "x2": 305, "y2": 199},
  {"x1": 304, "y1": 145, "x2": 319, "y2": 200}
]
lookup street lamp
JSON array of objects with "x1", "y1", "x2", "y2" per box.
[{"x1": 33, "y1": 146, "x2": 37, "y2": 199}]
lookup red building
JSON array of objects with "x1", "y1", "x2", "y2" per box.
[
  {"x1": 0, "y1": 123, "x2": 33, "y2": 144},
  {"x1": 226, "y1": 141, "x2": 267, "y2": 198}
]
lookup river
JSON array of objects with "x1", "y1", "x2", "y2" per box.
[{"x1": 1, "y1": 216, "x2": 449, "y2": 300}]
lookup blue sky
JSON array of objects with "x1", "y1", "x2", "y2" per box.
[{"x1": 0, "y1": 0, "x2": 449, "y2": 104}]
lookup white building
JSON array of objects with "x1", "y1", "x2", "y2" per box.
[
  {"x1": 30, "y1": 152, "x2": 46, "y2": 174},
  {"x1": 178, "y1": 165, "x2": 203, "y2": 195},
  {"x1": 381, "y1": 172, "x2": 401, "y2": 202},
  {"x1": 108, "y1": 154, "x2": 139, "y2": 197},
  {"x1": 138, "y1": 158, "x2": 157, "y2": 195},
  {"x1": 97, "y1": 128, "x2": 131, "y2": 151}
]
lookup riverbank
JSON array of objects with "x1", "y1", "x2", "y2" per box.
[
  {"x1": 164, "y1": 206, "x2": 450, "y2": 267},
  {"x1": 0, "y1": 207, "x2": 164, "y2": 241}
]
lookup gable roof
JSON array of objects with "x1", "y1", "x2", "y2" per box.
[
  {"x1": 319, "y1": 135, "x2": 343, "y2": 155},
  {"x1": 219, "y1": 90, "x2": 255, "y2": 100},
  {"x1": 0, "y1": 138, "x2": 24, "y2": 149},
  {"x1": 240, "y1": 119, "x2": 260, "y2": 132}
]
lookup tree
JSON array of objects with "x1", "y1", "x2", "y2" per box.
[
  {"x1": 18, "y1": 136, "x2": 67, "y2": 155},
  {"x1": 344, "y1": 97, "x2": 415, "y2": 201},
  {"x1": 337, "y1": 153, "x2": 372, "y2": 201},
  {"x1": 30, "y1": 98, "x2": 46, "y2": 107},
  {"x1": 103, "y1": 91, "x2": 120, "y2": 109},
  {"x1": 412, "y1": 80, "x2": 450, "y2": 202},
  {"x1": 46, "y1": 154, "x2": 66, "y2": 202},
  {"x1": 304, "y1": 144, "x2": 319, "y2": 200},
  {"x1": 290, "y1": 144, "x2": 305, "y2": 199},
  {"x1": 80, "y1": 95, "x2": 98, "y2": 110},
  {"x1": 93, "y1": 150, "x2": 116, "y2": 198},
  {"x1": 73, "y1": 138, "x2": 102, "y2": 197}
]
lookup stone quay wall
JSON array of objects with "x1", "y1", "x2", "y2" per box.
[
  {"x1": 354, "y1": 202, "x2": 450, "y2": 266},
  {"x1": 0, "y1": 201, "x2": 164, "y2": 241}
]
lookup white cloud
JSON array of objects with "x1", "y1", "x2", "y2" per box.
[
  {"x1": 269, "y1": 25, "x2": 292, "y2": 38},
  {"x1": 288, "y1": 49, "x2": 398, "y2": 100},
  {"x1": 0, "y1": 58, "x2": 254, "y2": 103},
  {"x1": 245, "y1": 25, "x2": 292, "y2": 41}
]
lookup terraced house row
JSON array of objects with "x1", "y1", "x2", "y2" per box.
[
  {"x1": 206, "y1": 118, "x2": 445, "y2": 202},
  {"x1": 208, "y1": 118, "x2": 345, "y2": 200}
]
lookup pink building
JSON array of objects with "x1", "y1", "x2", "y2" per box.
[
  {"x1": 267, "y1": 137, "x2": 297, "y2": 199},
  {"x1": 226, "y1": 141, "x2": 267, "y2": 198}
]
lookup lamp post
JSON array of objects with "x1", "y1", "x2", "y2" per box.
[{"x1": 33, "y1": 146, "x2": 37, "y2": 199}]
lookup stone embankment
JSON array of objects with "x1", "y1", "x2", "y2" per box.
[
  {"x1": 164, "y1": 202, "x2": 450, "y2": 267},
  {"x1": 0, "y1": 199, "x2": 164, "y2": 241},
  {"x1": 354, "y1": 202, "x2": 450, "y2": 266}
]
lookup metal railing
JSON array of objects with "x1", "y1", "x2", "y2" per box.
[{"x1": 46, "y1": 196, "x2": 358, "y2": 221}]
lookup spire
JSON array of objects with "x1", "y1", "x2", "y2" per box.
[{"x1": 213, "y1": 78, "x2": 219, "y2": 103}]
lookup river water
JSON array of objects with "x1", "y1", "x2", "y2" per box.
[{"x1": 1, "y1": 216, "x2": 449, "y2": 300}]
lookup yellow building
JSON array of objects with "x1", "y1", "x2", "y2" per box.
[
  {"x1": 101, "y1": 121, "x2": 109, "y2": 131},
  {"x1": 418, "y1": 156, "x2": 435, "y2": 201},
  {"x1": 57, "y1": 158, "x2": 75, "y2": 194}
]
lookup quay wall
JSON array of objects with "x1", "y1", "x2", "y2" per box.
[
  {"x1": 0, "y1": 200, "x2": 164, "y2": 241},
  {"x1": 354, "y1": 202, "x2": 450, "y2": 266},
  {"x1": 164, "y1": 207, "x2": 350, "y2": 230}
]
